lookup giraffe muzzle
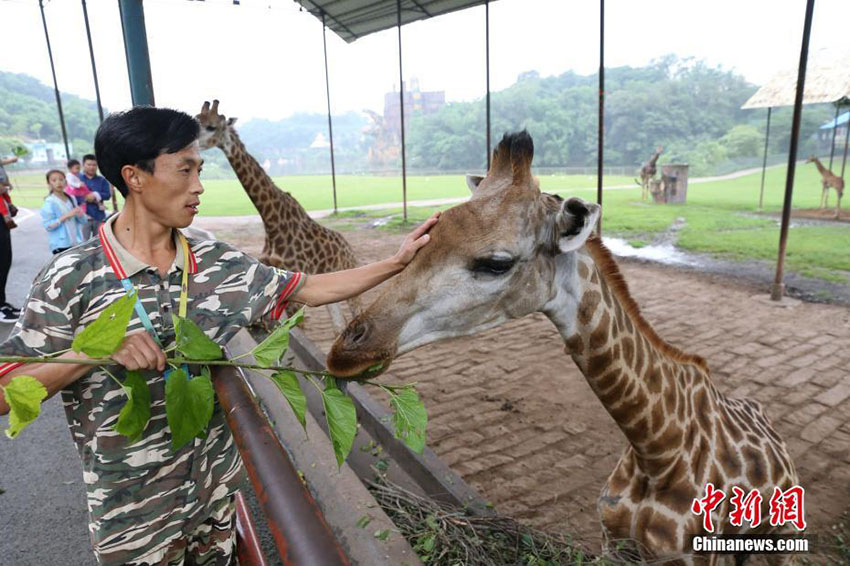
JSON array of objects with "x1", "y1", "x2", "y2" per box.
[{"x1": 327, "y1": 317, "x2": 397, "y2": 379}]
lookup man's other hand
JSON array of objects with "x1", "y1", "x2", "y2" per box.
[{"x1": 111, "y1": 331, "x2": 166, "y2": 372}]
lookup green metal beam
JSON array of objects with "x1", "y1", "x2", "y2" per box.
[{"x1": 118, "y1": 0, "x2": 155, "y2": 106}]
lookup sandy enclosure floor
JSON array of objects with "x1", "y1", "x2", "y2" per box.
[{"x1": 198, "y1": 216, "x2": 850, "y2": 554}]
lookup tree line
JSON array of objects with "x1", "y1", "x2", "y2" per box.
[{"x1": 1, "y1": 57, "x2": 837, "y2": 177}]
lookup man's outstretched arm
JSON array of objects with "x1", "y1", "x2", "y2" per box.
[{"x1": 292, "y1": 212, "x2": 439, "y2": 307}]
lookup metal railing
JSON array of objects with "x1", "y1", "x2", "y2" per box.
[{"x1": 212, "y1": 362, "x2": 350, "y2": 566}]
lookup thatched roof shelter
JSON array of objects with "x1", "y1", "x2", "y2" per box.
[{"x1": 742, "y1": 61, "x2": 850, "y2": 109}]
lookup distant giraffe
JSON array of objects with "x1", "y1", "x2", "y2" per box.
[
  {"x1": 636, "y1": 146, "x2": 664, "y2": 201},
  {"x1": 806, "y1": 156, "x2": 844, "y2": 218},
  {"x1": 196, "y1": 100, "x2": 360, "y2": 328}
]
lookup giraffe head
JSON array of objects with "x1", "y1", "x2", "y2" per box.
[
  {"x1": 806, "y1": 155, "x2": 817, "y2": 164},
  {"x1": 196, "y1": 100, "x2": 238, "y2": 155},
  {"x1": 327, "y1": 131, "x2": 600, "y2": 377}
]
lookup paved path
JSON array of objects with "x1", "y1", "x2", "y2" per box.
[{"x1": 0, "y1": 209, "x2": 93, "y2": 565}]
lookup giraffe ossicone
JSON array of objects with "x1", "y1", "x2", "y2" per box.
[{"x1": 328, "y1": 131, "x2": 799, "y2": 564}]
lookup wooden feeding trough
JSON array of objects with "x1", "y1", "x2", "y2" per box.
[{"x1": 651, "y1": 163, "x2": 689, "y2": 204}]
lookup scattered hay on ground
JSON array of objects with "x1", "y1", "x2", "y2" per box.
[{"x1": 367, "y1": 477, "x2": 603, "y2": 566}]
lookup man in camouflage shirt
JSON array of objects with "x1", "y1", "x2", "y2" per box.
[{"x1": 0, "y1": 107, "x2": 438, "y2": 565}]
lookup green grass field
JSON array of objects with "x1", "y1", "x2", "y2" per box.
[
  {"x1": 6, "y1": 163, "x2": 849, "y2": 283},
  {"x1": 5, "y1": 172, "x2": 632, "y2": 213}
]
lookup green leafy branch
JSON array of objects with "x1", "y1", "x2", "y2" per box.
[{"x1": 0, "y1": 295, "x2": 428, "y2": 468}]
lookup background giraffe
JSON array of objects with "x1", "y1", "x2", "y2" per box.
[
  {"x1": 196, "y1": 100, "x2": 360, "y2": 326},
  {"x1": 637, "y1": 146, "x2": 664, "y2": 201},
  {"x1": 806, "y1": 156, "x2": 844, "y2": 218},
  {"x1": 328, "y1": 132, "x2": 800, "y2": 564}
]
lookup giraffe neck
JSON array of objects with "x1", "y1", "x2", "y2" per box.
[
  {"x1": 812, "y1": 158, "x2": 832, "y2": 179},
  {"x1": 545, "y1": 238, "x2": 712, "y2": 472},
  {"x1": 648, "y1": 151, "x2": 661, "y2": 168},
  {"x1": 222, "y1": 132, "x2": 308, "y2": 226}
]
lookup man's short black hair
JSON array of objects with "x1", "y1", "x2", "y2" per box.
[
  {"x1": 82, "y1": 154, "x2": 97, "y2": 163},
  {"x1": 67, "y1": 159, "x2": 80, "y2": 169},
  {"x1": 94, "y1": 106, "x2": 200, "y2": 197}
]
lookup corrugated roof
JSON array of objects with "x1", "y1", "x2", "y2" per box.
[
  {"x1": 293, "y1": 0, "x2": 492, "y2": 43},
  {"x1": 741, "y1": 61, "x2": 850, "y2": 109}
]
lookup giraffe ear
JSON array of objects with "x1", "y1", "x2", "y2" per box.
[
  {"x1": 466, "y1": 174, "x2": 484, "y2": 193},
  {"x1": 555, "y1": 197, "x2": 600, "y2": 253},
  {"x1": 227, "y1": 117, "x2": 238, "y2": 127}
]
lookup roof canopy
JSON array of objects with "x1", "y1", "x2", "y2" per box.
[
  {"x1": 293, "y1": 0, "x2": 491, "y2": 43},
  {"x1": 820, "y1": 111, "x2": 849, "y2": 129},
  {"x1": 742, "y1": 61, "x2": 850, "y2": 109}
]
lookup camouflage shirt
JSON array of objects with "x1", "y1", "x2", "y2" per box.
[{"x1": 0, "y1": 215, "x2": 305, "y2": 564}]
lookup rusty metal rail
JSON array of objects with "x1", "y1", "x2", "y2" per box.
[
  {"x1": 212, "y1": 363, "x2": 350, "y2": 566},
  {"x1": 235, "y1": 492, "x2": 267, "y2": 566}
]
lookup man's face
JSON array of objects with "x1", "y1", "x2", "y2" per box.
[
  {"x1": 136, "y1": 142, "x2": 204, "y2": 229},
  {"x1": 83, "y1": 159, "x2": 98, "y2": 177}
]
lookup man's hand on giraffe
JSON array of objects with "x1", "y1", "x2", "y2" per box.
[{"x1": 392, "y1": 211, "x2": 440, "y2": 268}]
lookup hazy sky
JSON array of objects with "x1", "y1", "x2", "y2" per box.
[{"x1": 1, "y1": 0, "x2": 849, "y2": 122}]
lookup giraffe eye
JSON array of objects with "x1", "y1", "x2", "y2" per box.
[
  {"x1": 205, "y1": 126, "x2": 216, "y2": 132},
  {"x1": 471, "y1": 256, "x2": 515, "y2": 276}
]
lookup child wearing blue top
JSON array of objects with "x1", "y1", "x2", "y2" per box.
[{"x1": 41, "y1": 169, "x2": 86, "y2": 254}]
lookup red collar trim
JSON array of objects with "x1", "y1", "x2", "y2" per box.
[
  {"x1": 185, "y1": 238, "x2": 198, "y2": 274},
  {"x1": 99, "y1": 223, "x2": 127, "y2": 280},
  {"x1": 99, "y1": 223, "x2": 199, "y2": 278}
]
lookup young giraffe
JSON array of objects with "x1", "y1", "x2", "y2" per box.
[
  {"x1": 196, "y1": 100, "x2": 360, "y2": 326},
  {"x1": 806, "y1": 156, "x2": 844, "y2": 218},
  {"x1": 327, "y1": 132, "x2": 800, "y2": 565},
  {"x1": 637, "y1": 146, "x2": 664, "y2": 201}
]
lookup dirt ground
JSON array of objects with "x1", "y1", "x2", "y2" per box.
[
  {"x1": 199, "y1": 216, "x2": 850, "y2": 557},
  {"x1": 783, "y1": 207, "x2": 850, "y2": 223}
]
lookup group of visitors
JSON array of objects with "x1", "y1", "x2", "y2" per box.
[
  {"x1": 0, "y1": 152, "x2": 116, "y2": 323},
  {"x1": 42, "y1": 155, "x2": 117, "y2": 253}
]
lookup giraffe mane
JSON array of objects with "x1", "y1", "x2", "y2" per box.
[{"x1": 584, "y1": 235, "x2": 710, "y2": 373}]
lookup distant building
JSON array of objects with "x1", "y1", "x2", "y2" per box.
[
  {"x1": 383, "y1": 77, "x2": 445, "y2": 137},
  {"x1": 25, "y1": 140, "x2": 72, "y2": 164},
  {"x1": 309, "y1": 132, "x2": 330, "y2": 149}
]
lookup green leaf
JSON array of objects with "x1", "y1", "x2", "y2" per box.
[
  {"x1": 389, "y1": 387, "x2": 428, "y2": 454},
  {"x1": 72, "y1": 293, "x2": 136, "y2": 357},
  {"x1": 252, "y1": 326, "x2": 291, "y2": 367},
  {"x1": 355, "y1": 515, "x2": 372, "y2": 528},
  {"x1": 113, "y1": 370, "x2": 151, "y2": 444},
  {"x1": 374, "y1": 529, "x2": 390, "y2": 541},
  {"x1": 1, "y1": 376, "x2": 47, "y2": 438},
  {"x1": 282, "y1": 306, "x2": 305, "y2": 330},
  {"x1": 165, "y1": 368, "x2": 214, "y2": 450},
  {"x1": 174, "y1": 316, "x2": 222, "y2": 361},
  {"x1": 270, "y1": 370, "x2": 307, "y2": 431},
  {"x1": 321, "y1": 385, "x2": 357, "y2": 468},
  {"x1": 251, "y1": 307, "x2": 305, "y2": 368},
  {"x1": 421, "y1": 533, "x2": 436, "y2": 553}
]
